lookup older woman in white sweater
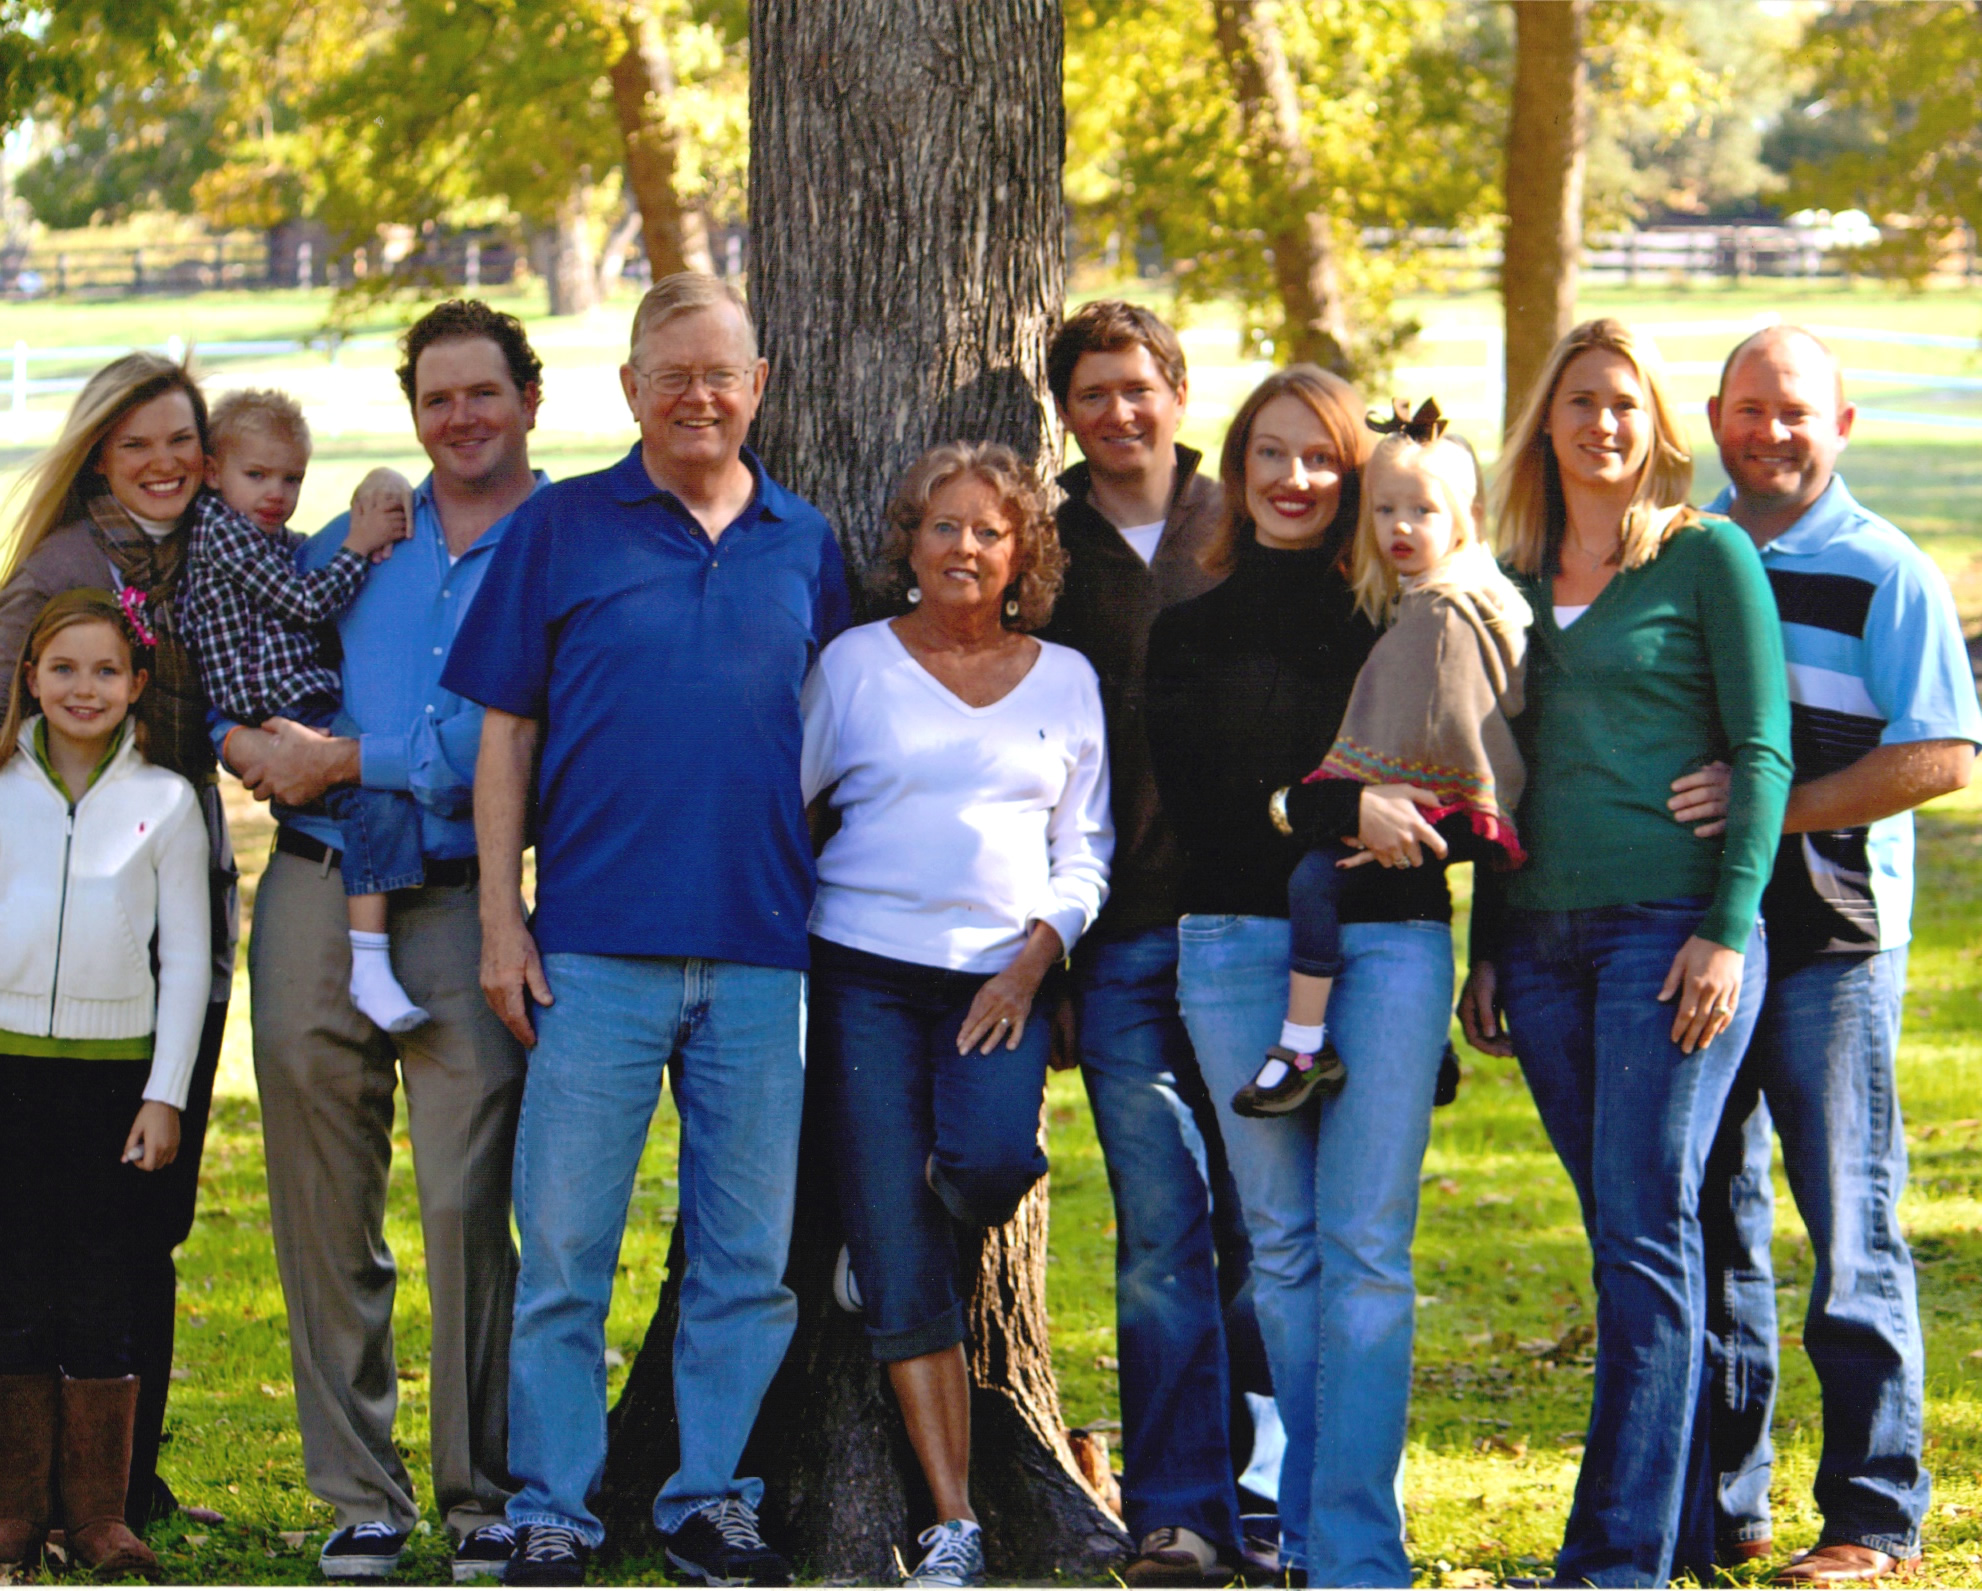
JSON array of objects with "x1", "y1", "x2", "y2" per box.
[{"x1": 801, "y1": 442, "x2": 1110, "y2": 1589}]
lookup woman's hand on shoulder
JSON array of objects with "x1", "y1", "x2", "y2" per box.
[
  {"x1": 123, "y1": 1101, "x2": 181, "y2": 1172},
  {"x1": 1354, "y1": 784, "x2": 1449, "y2": 869},
  {"x1": 1658, "y1": 934, "x2": 1744, "y2": 1054}
]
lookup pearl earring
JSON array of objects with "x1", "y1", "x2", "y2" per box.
[
  {"x1": 1004, "y1": 597, "x2": 1021, "y2": 620},
  {"x1": 907, "y1": 586, "x2": 922, "y2": 605}
]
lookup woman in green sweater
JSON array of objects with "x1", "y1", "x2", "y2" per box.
[{"x1": 1459, "y1": 319, "x2": 1792, "y2": 1588}]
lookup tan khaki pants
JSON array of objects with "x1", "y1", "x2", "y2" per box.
[{"x1": 249, "y1": 847, "x2": 523, "y2": 1535}]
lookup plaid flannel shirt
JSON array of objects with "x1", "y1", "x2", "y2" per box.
[{"x1": 180, "y1": 489, "x2": 368, "y2": 724}]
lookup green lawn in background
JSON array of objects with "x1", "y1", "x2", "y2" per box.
[{"x1": 3, "y1": 280, "x2": 1978, "y2": 1586}]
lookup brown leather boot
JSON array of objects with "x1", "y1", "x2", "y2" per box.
[
  {"x1": 0, "y1": 1372, "x2": 59, "y2": 1568},
  {"x1": 57, "y1": 1376, "x2": 158, "y2": 1580}
]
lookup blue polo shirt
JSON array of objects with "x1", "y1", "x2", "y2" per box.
[
  {"x1": 442, "y1": 444, "x2": 851, "y2": 969},
  {"x1": 1708, "y1": 475, "x2": 1982, "y2": 961}
]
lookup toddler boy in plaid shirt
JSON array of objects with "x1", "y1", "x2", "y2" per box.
[{"x1": 183, "y1": 389, "x2": 430, "y2": 1033}]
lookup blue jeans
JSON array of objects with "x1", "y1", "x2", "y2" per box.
[
  {"x1": 1700, "y1": 947, "x2": 1926, "y2": 1559},
  {"x1": 1499, "y1": 899, "x2": 1766, "y2": 1587},
  {"x1": 295, "y1": 701, "x2": 425, "y2": 895},
  {"x1": 1177, "y1": 914, "x2": 1453, "y2": 1585},
  {"x1": 505, "y1": 953, "x2": 805, "y2": 1547},
  {"x1": 808, "y1": 938, "x2": 1050, "y2": 1361},
  {"x1": 1071, "y1": 927, "x2": 1243, "y2": 1552}
]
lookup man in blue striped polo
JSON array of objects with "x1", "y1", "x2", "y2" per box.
[{"x1": 1677, "y1": 326, "x2": 1980, "y2": 1586}]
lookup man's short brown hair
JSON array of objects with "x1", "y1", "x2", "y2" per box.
[
  {"x1": 1046, "y1": 300, "x2": 1187, "y2": 408},
  {"x1": 395, "y1": 298, "x2": 544, "y2": 410},
  {"x1": 209, "y1": 388, "x2": 311, "y2": 460},
  {"x1": 629, "y1": 272, "x2": 758, "y2": 358}
]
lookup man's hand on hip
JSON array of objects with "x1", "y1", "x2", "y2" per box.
[
  {"x1": 224, "y1": 717, "x2": 360, "y2": 806},
  {"x1": 481, "y1": 913, "x2": 553, "y2": 1047}
]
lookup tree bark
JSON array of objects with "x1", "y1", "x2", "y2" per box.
[
  {"x1": 1502, "y1": 0, "x2": 1590, "y2": 433},
  {"x1": 540, "y1": 179, "x2": 601, "y2": 316},
  {"x1": 1213, "y1": 0, "x2": 1353, "y2": 375},
  {"x1": 742, "y1": 0, "x2": 1068, "y2": 573},
  {"x1": 608, "y1": 5, "x2": 714, "y2": 281},
  {"x1": 600, "y1": 3, "x2": 1131, "y2": 1581}
]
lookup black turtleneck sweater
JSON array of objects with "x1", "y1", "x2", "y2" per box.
[{"x1": 1145, "y1": 538, "x2": 1453, "y2": 925}]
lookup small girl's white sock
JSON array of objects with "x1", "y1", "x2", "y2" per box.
[
  {"x1": 1279, "y1": 1020, "x2": 1326, "y2": 1055},
  {"x1": 349, "y1": 931, "x2": 430, "y2": 1034}
]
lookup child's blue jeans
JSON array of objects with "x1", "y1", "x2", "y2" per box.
[
  {"x1": 291, "y1": 697, "x2": 425, "y2": 896},
  {"x1": 1289, "y1": 810, "x2": 1497, "y2": 979}
]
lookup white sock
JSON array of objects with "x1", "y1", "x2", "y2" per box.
[
  {"x1": 349, "y1": 931, "x2": 431, "y2": 1034},
  {"x1": 1279, "y1": 1020, "x2": 1325, "y2": 1054}
]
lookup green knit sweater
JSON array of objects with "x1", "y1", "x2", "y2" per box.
[{"x1": 1502, "y1": 515, "x2": 1792, "y2": 951}]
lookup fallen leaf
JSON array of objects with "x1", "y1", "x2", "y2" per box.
[
  {"x1": 1093, "y1": 1354, "x2": 1118, "y2": 1371},
  {"x1": 259, "y1": 1383, "x2": 281, "y2": 1397},
  {"x1": 603, "y1": 1348, "x2": 626, "y2": 1369},
  {"x1": 184, "y1": 1534, "x2": 209, "y2": 1548},
  {"x1": 1441, "y1": 1569, "x2": 1497, "y2": 1587},
  {"x1": 169, "y1": 1367, "x2": 191, "y2": 1382},
  {"x1": 279, "y1": 1532, "x2": 309, "y2": 1549},
  {"x1": 396, "y1": 1367, "x2": 425, "y2": 1381},
  {"x1": 1436, "y1": 1177, "x2": 1462, "y2": 1195}
]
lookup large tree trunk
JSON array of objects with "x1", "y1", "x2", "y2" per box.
[
  {"x1": 599, "y1": 3, "x2": 1130, "y2": 1582},
  {"x1": 539, "y1": 180, "x2": 601, "y2": 316},
  {"x1": 1214, "y1": 0, "x2": 1353, "y2": 375},
  {"x1": 742, "y1": 0, "x2": 1067, "y2": 570},
  {"x1": 1501, "y1": 0, "x2": 1590, "y2": 432},
  {"x1": 608, "y1": 5, "x2": 714, "y2": 281}
]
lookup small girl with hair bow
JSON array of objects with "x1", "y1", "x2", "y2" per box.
[
  {"x1": 0, "y1": 588, "x2": 209, "y2": 1579},
  {"x1": 1236, "y1": 401, "x2": 1532, "y2": 1116}
]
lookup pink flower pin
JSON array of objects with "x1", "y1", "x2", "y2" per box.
[{"x1": 118, "y1": 586, "x2": 158, "y2": 647}]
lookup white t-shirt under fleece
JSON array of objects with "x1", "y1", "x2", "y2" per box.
[
  {"x1": 800, "y1": 619, "x2": 1114, "y2": 974},
  {"x1": 1116, "y1": 520, "x2": 1165, "y2": 565}
]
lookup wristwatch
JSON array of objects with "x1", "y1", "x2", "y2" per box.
[{"x1": 1268, "y1": 785, "x2": 1294, "y2": 837}]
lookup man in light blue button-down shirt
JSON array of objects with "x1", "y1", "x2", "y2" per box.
[{"x1": 221, "y1": 300, "x2": 549, "y2": 1585}]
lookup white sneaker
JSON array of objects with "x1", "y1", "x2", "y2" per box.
[
  {"x1": 902, "y1": 1519, "x2": 983, "y2": 1587},
  {"x1": 832, "y1": 1245, "x2": 864, "y2": 1314}
]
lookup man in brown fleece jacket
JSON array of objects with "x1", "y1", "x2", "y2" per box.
[{"x1": 1040, "y1": 302, "x2": 1255, "y2": 1586}]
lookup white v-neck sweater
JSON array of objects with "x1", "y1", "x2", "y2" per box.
[{"x1": 800, "y1": 619, "x2": 1113, "y2": 973}]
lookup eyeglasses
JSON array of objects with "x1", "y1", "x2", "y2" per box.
[{"x1": 631, "y1": 365, "x2": 752, "y2": 397}]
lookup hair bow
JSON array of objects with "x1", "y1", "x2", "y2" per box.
[
  {"x1": 118, "y1": 585, "x2": 158, "y2": 648},
  {"x1": 1366, "y1": 397, "x2": 1448, "y2": 443}
]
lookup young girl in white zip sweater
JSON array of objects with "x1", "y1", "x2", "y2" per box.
[{"x1": 0, "y1": 588, "x2": 209, "y2": 1581}]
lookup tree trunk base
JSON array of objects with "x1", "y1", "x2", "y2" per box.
[{"x1": 601, "y1": 1094, "x2": 1128, "y2": 1582}]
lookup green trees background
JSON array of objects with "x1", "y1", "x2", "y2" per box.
[{"x1": 3, "y1": 2, "x2": 1978, "y2": 357}]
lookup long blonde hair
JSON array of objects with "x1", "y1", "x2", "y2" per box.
[
  {"x1": 0, "y1": 353, "x2": 209, "y2": 589},
  {"x1": 1347, "y1": 430, "x2": 1487, "y2": 623},
  {"x1": 1490, "y1": 318, "x2": 1694, "y2": 578}
]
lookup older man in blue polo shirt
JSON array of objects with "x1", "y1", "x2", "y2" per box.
[
  {"x1": 1669, "y1": 326, "x2": 1980, "y2": 1586},
  {"x1": 444, "y1": 273, "x2": 849, "y2": 1589}
]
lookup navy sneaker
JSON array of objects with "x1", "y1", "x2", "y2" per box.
[
  {"x1": 901, "y1": 1519, "x2": 984, "y2": 1586},
  {"x1": 503, "y1": 1523, "x2": 587, "y2": 1587},
  {"x1": 453, "y1": 1522, "x2": 517, "y2": 1582},
  {"x1": 319, "y1": 1521, "x2": 410, "y2": 1580},
  {"x1": 663, "y1": 1498, "x2": 790, "y2": 1586}
]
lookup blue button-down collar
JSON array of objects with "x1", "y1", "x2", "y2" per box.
[{"x1": 1705, "y1": 474, "x2": 1861, "y2": 559}]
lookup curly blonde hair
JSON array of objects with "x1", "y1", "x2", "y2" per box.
[{"x1": 872, "y1": 442, "x2": 1066, "y2": 631}]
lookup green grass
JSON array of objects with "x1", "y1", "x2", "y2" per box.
[{"x1": 5, "y1": 281, "x2": 1980, "y2": 1585}]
